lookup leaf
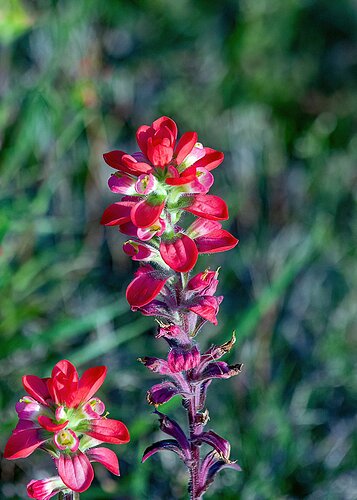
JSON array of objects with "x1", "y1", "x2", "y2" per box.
[{"x1": 142, "y1": 439, "x2": 186, "y2": 463}]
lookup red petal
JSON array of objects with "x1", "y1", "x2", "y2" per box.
[
  {"x1": 189, "y1": 296, "x2": 223, "y2": 325},
  {"x1": 38, "y1": 415, "x2": 69, "y2": 432},
  {"x1": 136, "y1": 125, "x2": 152, "y2": 156},
  {"x1": 160, "y1": 234, "x2": 198, "y2": 273},
  {"x1": 152, "y1": 116, "x2": 177, "y2": 142},
  {"x1": 48, "y1": 360, "x2": 79, "y2": 407},
  {"x1": 184, "y1": 194, "x2": 228, "y2": 220},
  {"x1": 4, "y1": 428, "x2": 47, "y2": 459},
  {"x1": 126, "y1": 269, "x2": 168, "y2": 307},
  {"x1": 195, "y1": 229, "x2": 239, "y2": 253},
  {"x1": 58, "y1": 452, "x2": 94, "y2": 493},
  {"x1": 131, "y1": 199, "x2": 164, "y2": 228},
  {"x1": 72, "y1": 366, "x2": 107, "y2": 407},
  {"x1": 86, "y1": 447, "x2": 120, "y2": 476},
  {"x1": 22, "y1": 375, "x2": 51, "y2": 406},
  {"x1": 103, "y1": 150, "x2": 151, "y2": 175},
  {"x1": 165, "y1": 167, "x2": 197, "y2": 186},
  {"x1": 147, "y1": 137, "x2": 173, "y2": 166},
  {"x1": 100, "y1": 202, "x2": 134, "y2": 226},
  {"x1": 86, "y1": 418, "x2": 130, "y2": 444},
  {"x1": 192, "y1": 150, "x2": 224, "y2": 171},
  {"x1": 175, "y1": 131, "x2": 198, "y2": 164}
]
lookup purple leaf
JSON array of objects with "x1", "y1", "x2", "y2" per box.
[
  {"x1": 155, "y1": 410, "x2": 191, "y2": 459},
  {"x1": 146, "y1": 381, "x2": 179, "y2": 406},
  {"x1": 193, "y1": 430, "x2": 231, "y2": 460},
  {"x1": 193, "y1": 361, "x2": 243, "y2": 382},
  {"x1": 142, "y1": 439, "x2": 187, "y2": 463},
  {"x1": 198, "y1": 450, "x2": 241, "y2": 496},
  {"x1": 137, "y1": 300, "x2": 173, "y2": 319},
  {"x1": 200, "y1": 331, "x2": 237, "y2": 366},
  {"x1": 138, "y1": 357, "x2": 171, "y2": 374},
  {"x1": 198, "y1": 380, "x2": 211, "y2": 410}
]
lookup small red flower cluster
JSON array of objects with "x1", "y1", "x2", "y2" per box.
[
  {"x1": 5, "y1": 360, "x2": 129, "y2": 498},
  {"x1": 101, "y1": 116, "x2": 238, "y2": 292}
]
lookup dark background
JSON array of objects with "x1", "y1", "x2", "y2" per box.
[{"x1": 0, "y1": 0, "x2": 356, "y2": 498}]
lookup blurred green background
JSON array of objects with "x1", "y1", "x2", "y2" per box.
[{"x1": 1, "y1": 0, "x2": 356, "y2": 498}]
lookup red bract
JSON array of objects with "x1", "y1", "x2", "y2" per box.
[
  {"x1": 126, "y1": 265, "x2": 170, "y2": 308},
  {"x1": 101, "y1": 198, "x2": 164, "y2": 229},
  {"x1": 136, "y1": 116, "x2": 178, "y2": 167},
  {"x1": 5, "y1": 360, "x2": 130, "y2": 495},
  {"x1": 103, "y1": 150, "x2": 152, "y2": 175},
  {"x1": 183, "y1": 194, "x2": 229, "y2": 221},
  {"x1": 160, "y1": 234, "x2": 198, "y2": 273}
]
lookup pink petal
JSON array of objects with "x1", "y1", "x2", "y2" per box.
[
  {"x1": 175, "y1": 131, "x2": 198, "y2": 164},
  {"x1": 85, "y1": 418, "x2": 130, "y2": 444},
  {"x1": 191, "y1": 149, "x2": 224, "y2": 171},
  {"x1": 58, "y1": 452, "x2": 94, "y2": 493},
  {"x1": 126, "y1": 268, "x2": 168, "y2": 308},
  {"x1": 86, "y1": 447, "x2": 120, "y2": 476},
  {"x1": 27, "y1": 477, "x2": 65, "y2": 500},
  {"x1": 131, "y1": 199, "x2": 165, "y2": 228},
  {"x1": 123, "y1": 241, "x2": 153, "y2": 261},
  {"x1": 187, "y1": 167, "x2": 214, "y2": 194},
  {"x1": 135, "y1": 173, "x2": 156, "y2": 195},
  {"x1": 159, "y1": 234, "x2": 198, "y2": 273},
  {"x1": 108, "y1": 173, "x2": 135, "y2": 194},
  {"x1": 72, "y1": 366, "x2": 107, "y2": 407},
  {"x1": 101, "y1": 201, "x2": 134, "y2": 226},
  {"x1": 195, "y1": 229, "x2": 239, "y2": 253},
  {"x1": 4, "y1": 428, "x2": 47, "y2": 459},
  {"x1": 186, "y1": 218, "x2": 222, "y2": 239},
  {"x1": 22, "y1": 375, "x2": 51, "y2": 406},
  {"x1": 184, "y1": 194, "x2": 228, "y2": 221}
]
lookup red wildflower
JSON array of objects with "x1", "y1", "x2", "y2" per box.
[{"x1": 5, "y1": 360, "x2": 130, "y2": 493}]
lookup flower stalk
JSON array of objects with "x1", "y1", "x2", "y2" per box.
[{"x1": 102, "y1": 116, "x2": 243, "y2": 498}]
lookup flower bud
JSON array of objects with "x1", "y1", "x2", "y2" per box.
[
  {"x1": 167, "y1": 346, "x2": 200, "y2": 373},
  {"x1": 27, "y1": 476, "x2": 66, "y2": 500}
]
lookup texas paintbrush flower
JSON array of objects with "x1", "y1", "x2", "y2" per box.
[
  {"x1": 101, "y1": 116, "x2": 237, "y2": 274},
  {"x1": 102, "y1": 116, "x2": 242, "y2": 499},
  {"x1": 4, "y1": 360, "x2": 130, "y2": 497}
]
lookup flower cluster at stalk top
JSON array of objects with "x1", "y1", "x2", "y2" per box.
[
  {"x1": 101, "y1": 116, "x2": 238, "y2": 276},
  {"x1": 4, "y1": 360, "x2": 130, "y2": 498}
]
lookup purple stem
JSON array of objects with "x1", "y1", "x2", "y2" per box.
[
  {"x1": 180, "y1": 272, "x2": 203, "y2": 500},
  {"x1": 187, "y1": 390, "x2": 203, "y2": 500}
]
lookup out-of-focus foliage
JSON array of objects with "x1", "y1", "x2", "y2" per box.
[{"x1": 0, "y1": 0, "x2": 356, "y2": 498}]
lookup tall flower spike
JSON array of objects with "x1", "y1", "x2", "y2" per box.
[
  {"x1": 5, "y1": 360, "x2": 130, "y2": 498},
  {"x1": 102, "y1": 116, "x2": 242, "y2": 499}
]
